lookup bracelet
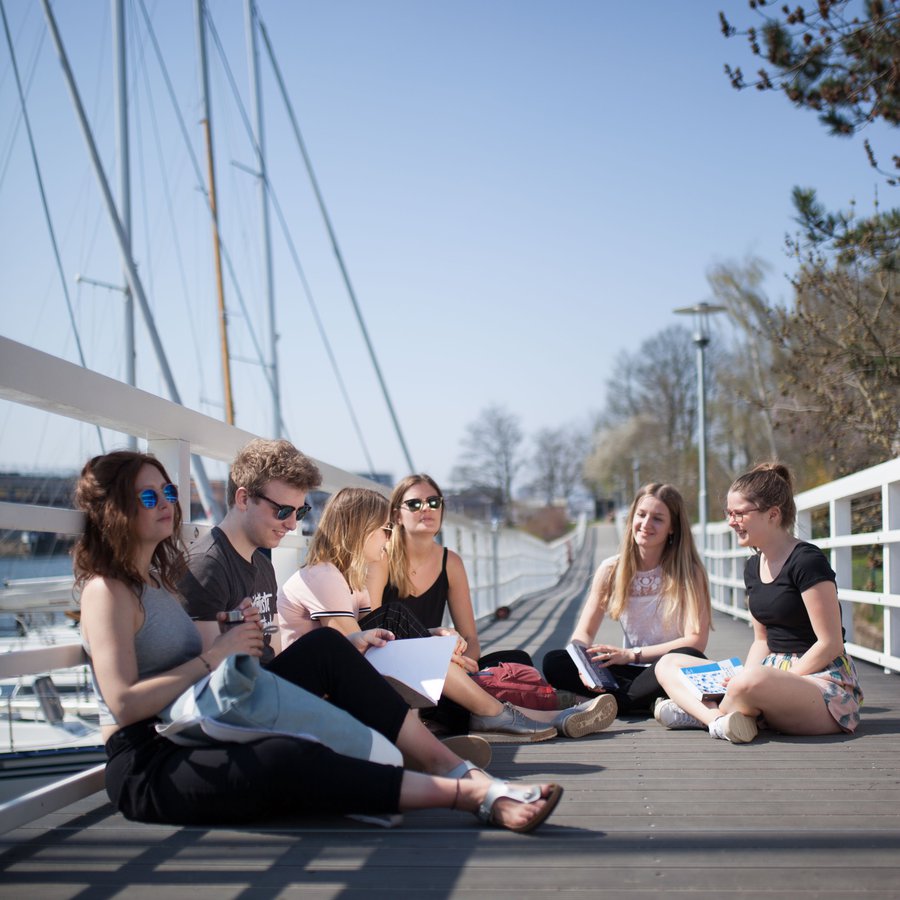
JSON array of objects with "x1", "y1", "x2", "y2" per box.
[
  {"x1": 198, "y1": 655, "x2": 212, "y2": 673},
  {"x1": 451, "y1": 779, "x2": 461, "y2": 810}
]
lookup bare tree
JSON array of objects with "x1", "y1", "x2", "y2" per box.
[
  {"x1": 451, "y1": 405, "x2": 524, "y2": 521},
  {"x1": 529, "y1": 425, "x2": 590, "y2": 505}
]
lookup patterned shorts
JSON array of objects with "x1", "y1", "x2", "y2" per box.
[{"x1": 761, "y1": 651, "x2": 863, "y2": 733}]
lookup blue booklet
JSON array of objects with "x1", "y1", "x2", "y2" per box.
[{"x1": 677, "y1": 657, "x2": 743, "y2": 700}]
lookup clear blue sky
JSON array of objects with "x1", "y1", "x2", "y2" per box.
[{"x1": 0, "y1": 1, "x2": 891, "y2": 488}]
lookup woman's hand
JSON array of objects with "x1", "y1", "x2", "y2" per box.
[
  {"x1": 588, "y1": 644, "x2": 634, "y2": 667},
  {"x1": 432, "y1": 626, "x2": 467, "y2": 653},
  {"x1": 347, "y1": 628, "x2": 395, "y2": 654},
  {"x1": 451, "y1": 652, "x2": 479, "y2": 673}
]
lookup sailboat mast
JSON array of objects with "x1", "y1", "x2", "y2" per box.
[
  {"x1": 39, "y1": 0, "x2": 222, "y2": 522},
  {"x1": 194, "y1": 0, "x2": 235, "y2": 426},
  {"x1": 112, "y1": 0, "x2": 136, "y2": 450},
  {"x1": 244, "y1": 0, "x2": 282, "y2": 439}
]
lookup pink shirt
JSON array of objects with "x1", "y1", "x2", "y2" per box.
[{"x1": 277, "y1": 562, "x2": 372, "y2": 649}]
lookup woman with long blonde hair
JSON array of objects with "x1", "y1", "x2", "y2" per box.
[{"x1": 542, "y1": 482, "x2": 711, "y2": 715}]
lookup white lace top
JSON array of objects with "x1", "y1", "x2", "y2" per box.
[{"x1": 603, "y1": 555, "x2": 683, "y2": 654}]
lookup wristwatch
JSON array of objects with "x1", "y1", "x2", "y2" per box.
[{"x1": 633, "y1": 647, "x2": 643, "y2": 664}]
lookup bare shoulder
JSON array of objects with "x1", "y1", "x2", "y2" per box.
[
  {"x1": 446, "y1": 549, "x2": 469, "y2": 581},
  {"x1": 80, "y1": 575, "x2": 138, "y2": 609}
]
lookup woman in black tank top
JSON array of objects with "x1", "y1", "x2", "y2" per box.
[{"x1": 367, "y1": 474, "x2": 531, "y2": 671}]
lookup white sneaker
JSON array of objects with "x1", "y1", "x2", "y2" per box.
[
  {"x1": 653, "y1": 698, "x2": 704, "y2": 730},
  {"x1": 708, "y1": 712, "x2": 758, "y2": 744}
]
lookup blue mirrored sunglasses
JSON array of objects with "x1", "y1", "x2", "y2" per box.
[{"x1": 137, "y1": 483, "x2": 179, "y2": 509}]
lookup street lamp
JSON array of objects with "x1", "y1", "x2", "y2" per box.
[{"x1": 673, "y1": 301, "x2": 726, "y2": 558}]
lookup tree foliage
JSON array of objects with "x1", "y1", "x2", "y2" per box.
[
  {"x1": 721, "y1": 0, "x2": 900, "y2": 181},
  {"x1": 583, "y1": 326, "x2": 709, "y2": 513}
]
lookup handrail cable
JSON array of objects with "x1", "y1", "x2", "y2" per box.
[{"x1": 256, "y1": 9, "x2": 416, "y2": 473}]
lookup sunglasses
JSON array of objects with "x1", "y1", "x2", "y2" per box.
[
  {"x1": 137, "y1": 483, "x2": 178, "y2": 509},
  {"x1": 398, "y1": 496, "x2": 443, "y2": 513},
  {"x1": 381, "y1": 523, "x2": 394, "y2": 538},
  {"x1": 256, "y1": 493, "x2": 312, "y2": 522}
]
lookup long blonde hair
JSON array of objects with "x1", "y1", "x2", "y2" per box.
[
  {"x1": 304, "y1": 488, "x2": 389, "y2": 591},
  {"x1": 387, "y1": 474, "x2": 443, "y2": 599},
  {"x1": 604, "y1": 483, "x2": 710, "y2": 634}
]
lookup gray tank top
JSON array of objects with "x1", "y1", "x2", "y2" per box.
[{"x1": 83, "y1": 581, "x2": 202, "y2": 726}]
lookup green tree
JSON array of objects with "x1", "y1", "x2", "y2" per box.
[{"x1": 721, "y1": 0, "x2": 900, "y2": 181}]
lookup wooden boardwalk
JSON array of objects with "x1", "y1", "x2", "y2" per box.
[{"x1": 2, "y1": 524, "x2": 899, "y2": 898}]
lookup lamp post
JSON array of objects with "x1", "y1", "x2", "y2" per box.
[{"x1": 673, "y1": 301, "x2": 726, "y2": 557}]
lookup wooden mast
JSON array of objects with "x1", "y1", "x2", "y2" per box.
[{"x1": 195, "y1": 0, "x2": 235, "y2": 425}]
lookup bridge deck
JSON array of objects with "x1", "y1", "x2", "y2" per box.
[{"x1": 2, "y1": 525, "x2": 899, "y2": 898}]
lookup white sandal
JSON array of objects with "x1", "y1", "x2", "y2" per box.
[{"x1": 476, "y1": 779, "x2": 563, "y2": 833}]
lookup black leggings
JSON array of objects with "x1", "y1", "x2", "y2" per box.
[
  {"x1": 105, "y1": 628, "x2": 408, "y2": 825},
  {"x1": 542, "y1": 645, "x2": 707, "y2": 715}
]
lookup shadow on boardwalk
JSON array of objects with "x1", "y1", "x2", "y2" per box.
[{"x1": 2, "y1": 524, "x2": 898, "y2": 898}]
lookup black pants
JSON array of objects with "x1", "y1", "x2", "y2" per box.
[
  {"x1": 358, "y1": 605, "x2": 534, "y2": 735},
  {"x1": 105, "y1": 628, "x2": 408, "y2": 825},
  {"x1": 542, "y1": 645, "x2": 707, "y2": 715}
]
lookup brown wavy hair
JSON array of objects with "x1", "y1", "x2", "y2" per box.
[
  {"x1": 303, "y1": 488, "x2": 390, "y2": 592},
  {"x1": 387, "y1": 474, "x2": 444, "y2": 599},
  {"x1": 729, "y1": 461, "x2": 796, "y2": 532},
  {"x1": 72, "y1": 450, "x2": 186, "y2": 598},
  {"x1": 604, "y1": 482, "x2": 710, "y2": 634}
]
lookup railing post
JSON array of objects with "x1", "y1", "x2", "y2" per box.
[
  {"x1": 885, "y1": 479, "x2": 900, "y2": 672},
  {"x1": 147, "y1": 438, "x2": 191, "y2": 520},
  {"x1": 830, "y1": 497, "x2": 854, "y2": 645}
]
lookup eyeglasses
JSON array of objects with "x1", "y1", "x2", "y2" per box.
[
  {"x1": 398, "y1": 496, "x2": 443, "y2": 512},
  {"x1": 256, "y1": 493, "x2": 312, "y2": 522},
  {"x1": 724, "y1": 506, "x2": 760, "y2": 523},
  {"x1": 137, "y1": 483, "x2": 178, "y2": 509}
]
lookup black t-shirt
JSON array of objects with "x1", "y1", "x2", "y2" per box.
[
  {"x1": 744, "y1": 541, "x2": 842, "y2": 653},
  {"x1": 179, "y1": 526, "x2": 278, "y2": 665}
]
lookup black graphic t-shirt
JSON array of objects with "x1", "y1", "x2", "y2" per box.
[{"x1": 179, "y1": 526, "x2": 278, "y2": 665}]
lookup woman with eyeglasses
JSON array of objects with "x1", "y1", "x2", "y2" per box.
[
  {"x1": 541, "y1": 482, "x2": 712, "y2": 718},
  {"x1": 279, "y1": 486, "x2": 613, "y2": 741},
  {"x1": 364, "y1": 475, "x2": 617, "y2": 739},
  {"x1": 652, "y1": 462, "x2": 863, "y2": 743},
  {"x1": 75, "y1": 450, "x2": 563, "y2": 831}
]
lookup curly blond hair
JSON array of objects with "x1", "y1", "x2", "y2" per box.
[{"x1": 227, "y1": 439, "x2": 321, "y2": 507}]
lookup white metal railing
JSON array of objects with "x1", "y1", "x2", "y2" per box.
[
  {"x1": 702, "y1": 456, "x2": 900, "y2": 675},
  {"x1": 0, "y1": 335, "x2": 574, "y2": 622}
]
